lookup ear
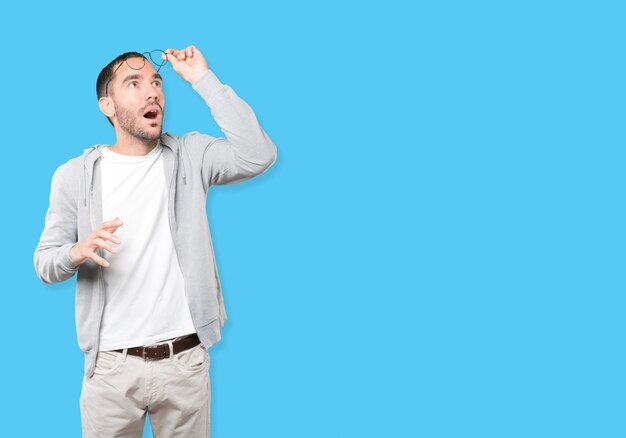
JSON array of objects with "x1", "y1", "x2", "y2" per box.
[{"x1": 98, "y1": 96, "x2": 116, "y2": 119}]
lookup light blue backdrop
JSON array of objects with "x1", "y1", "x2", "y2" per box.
[{"x1": 1, "y1": 0, "x2": 623, "y2": 437}]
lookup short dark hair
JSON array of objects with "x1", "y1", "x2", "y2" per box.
[{"x1": 96, "y1": 52, "x2": 146, "y2": 127}]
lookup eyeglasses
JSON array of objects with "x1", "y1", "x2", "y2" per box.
[{"x1": 105, "y1": 49, "x2": 168, "y2": 96}]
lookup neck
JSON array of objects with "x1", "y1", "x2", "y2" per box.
[{"x1": 109, "y1": 131, "x2": 160, "y2": 156}]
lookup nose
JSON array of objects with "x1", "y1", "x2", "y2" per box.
[
  {"x1": 145, "y1": 85, "x2": 161, "y2": 102},
  {"x1": 146, "y1": 86, "x2": 159, "y2": 102}
]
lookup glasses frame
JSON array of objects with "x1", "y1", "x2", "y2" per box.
[{"x1": 104, "y1": 49, "x2": 168, "y2": 96}]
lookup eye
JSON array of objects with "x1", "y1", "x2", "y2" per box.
[
  {"x1": 152, "y1": 81, "x2": 162, "y2": 88},
  {"x1": 128, "y1": 81, "x2": 138, "y2": 88}
]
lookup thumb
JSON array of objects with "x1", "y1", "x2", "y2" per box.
[{"x1": 163, "y1": 50, "x2": 180, "y2": 66}]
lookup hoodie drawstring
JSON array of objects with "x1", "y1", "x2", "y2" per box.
[
  {"x1": 83, "y1": 145, "x2": 99, "y2": 206},
  {"x1": 83, "y1": 158, "x2": 88, "y2": 206}
]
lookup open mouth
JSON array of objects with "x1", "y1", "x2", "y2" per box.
[
  {"x1": 143, "y1": 110, "x2": 159, "y2": 120},
  {"x1": 143, "y1": 105, "x2": 161, "y2": 121}
]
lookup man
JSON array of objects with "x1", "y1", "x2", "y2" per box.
[{"x1": 33, "y1": 45, "x2": 277, "y2": 437}]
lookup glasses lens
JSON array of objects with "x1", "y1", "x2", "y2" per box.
[
  {"x1": 146, "y1": 50, "x2": 167, "y2": 71},
  {"x1": 126, "y1": 57, "x2": 147, "y2": 70},
  {"x1": 149, "y1": 50, "x2": 165, "y2": 65}
]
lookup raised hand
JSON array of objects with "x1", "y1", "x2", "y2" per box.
[{"x1": 162, "y1": 45, "x2": 210, "y2": 84}]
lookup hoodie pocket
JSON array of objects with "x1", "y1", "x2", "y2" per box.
[
  {"x1": 196, "y1": 294, "x2": 220, "y2": 327},
  {"x1": 198, "y1": 310, "x2": 219, "y2": 328}
]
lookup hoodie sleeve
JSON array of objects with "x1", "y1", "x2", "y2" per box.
[
  {"x1": 33, "y1": 166, "x2": 80, "y2": 284},
  {"x1": 183, "y1": 69, "x2": 278, "y2": 187}
]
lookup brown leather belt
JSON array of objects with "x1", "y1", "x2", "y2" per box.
[{"x1": 113, "y1": 333, "x2": 201, "y2": 360}]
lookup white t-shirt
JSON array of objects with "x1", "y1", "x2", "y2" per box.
[{"x1": 97, "y1": 142, "x2": 196, "y2": 351}]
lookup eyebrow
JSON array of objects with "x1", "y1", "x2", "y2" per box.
[{"x1": 121, "y1": 73, "x2": 163, "y2": 84}]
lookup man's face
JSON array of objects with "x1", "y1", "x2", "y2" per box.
[{"x1": 108, "y1": 58, "x2": 165, "y2": 142}]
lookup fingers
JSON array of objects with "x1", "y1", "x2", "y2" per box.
[
  {"x1": 71, "y1": 218, "x2": 123, "y2": 268},
  {"x1": 97, "y1": 229, "x2": 121, "y2": 244},
  {"x1": 164, "y1": 48, "x2": 181, "y2": 63},
  {"x1": 85, "y1": 236, "x2": 116, "y2": 268},
  {"x1": 91, "y1": 218, "x2": 123, "y2": 267},
  {"x1": 87, "y1": 234, "x2": 118, "y2": 268},
  {"x1": 163, "y1": 46, "x2": 196, "y2": 62},
  {"x1": 101, "y1": 218, "x2": 123, "y2": 229},
  {"x1": 94, "y1": 237, "x2": 118, "y2": 254},
  {"x1": 100, "y1": 219, "x2": 122, "y2": 236},
  {"x1": 89, "y1": 251, "x2": 110, "y2": 268}
]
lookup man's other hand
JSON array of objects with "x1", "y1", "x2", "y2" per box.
[{"x1": 69, "y1": 218, "x2": 123, "y2": 268}]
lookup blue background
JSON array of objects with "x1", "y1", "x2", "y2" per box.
[{"x1": 1, "y1": 0, "x2": 623, "y2": 436}]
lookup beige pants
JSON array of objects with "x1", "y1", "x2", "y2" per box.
[{"x1": 80, "y1": 340, "x2": 211, "y2": 437}]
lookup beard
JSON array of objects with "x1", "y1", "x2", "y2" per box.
[{"x1": 115, "y1": 102, "x2": 163, "y2": 142}]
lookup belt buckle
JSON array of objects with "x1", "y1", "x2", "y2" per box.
[{"x1": 142, "y1": 346, "x2": 160, "y2": 361}]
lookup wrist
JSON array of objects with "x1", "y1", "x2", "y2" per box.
[
  {"x1": 190, "y1": 68, "x2": 211, "y2": 86},
  {"x1": 69, "y1": 243, "x2": 81, "y2": 265},
  {"x1": 191, "y1": 69, "x2": 224, "y2": 103}
]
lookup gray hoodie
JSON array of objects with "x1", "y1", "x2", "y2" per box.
[{"x1": 33, "y1": 69, "x2": 277, "y2": 378}]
